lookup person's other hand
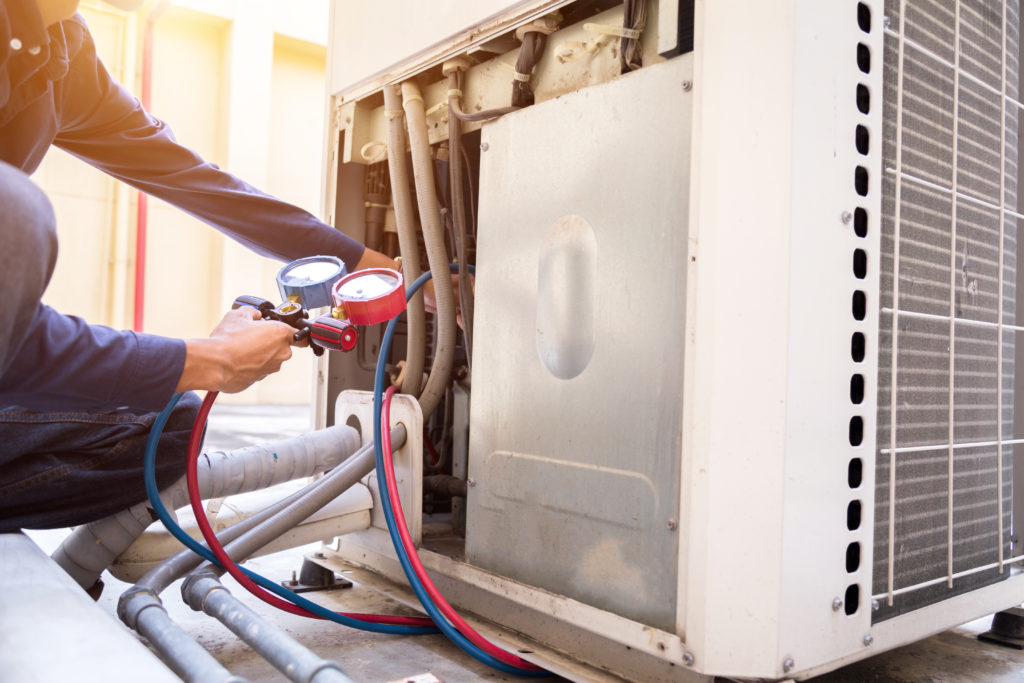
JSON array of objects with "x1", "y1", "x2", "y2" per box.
[
  {"x1": 176, "y1": 307, "x2": 295, "y2": 394},
  {"x1": 419, "y1": 273, "x2": 474, "y2": 329}
]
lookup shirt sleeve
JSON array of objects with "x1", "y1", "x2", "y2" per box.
[
  {"x1": 50, "y1": 15, "x2": 366, "y2": 272},
  {"x1": 0, "y1": 303, "x2": 186, "y2": 413}
]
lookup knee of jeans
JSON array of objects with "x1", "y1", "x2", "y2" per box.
[
  {"x1": 166, "y1": 391, "x2": 202, "y2": 434},
  {"x1": 149, "y1": 393, "x2": 203, "y2": 480},
  {"x1": 0, "y1": 161, "x2": 58, "y2": 269}
]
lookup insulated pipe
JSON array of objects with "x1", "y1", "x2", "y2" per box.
[
  {"x1": 133, "y1": 482, "x2": 314, "y2": 595},
  {"x1": 53, "y1": 425, "x2": 361, "y2": 589},
  {"x1": 118, "y1": 478, "x2": 350, "y2": 682},
  {"x1": 182, "y1": 574, "x2": 353, "y2": 683},
  {"x1": 195, "y1": 428, "x2": 404, "y2": 578},
  {"x1": 445, "y1": 70, "x2": 475, "y2": 369},
  {"x1": 383, "y1": 84, "x2": 426, "y2": 398},
  {"x1": 424, "y1": 474, "x2": 468, "y2": 498},
  {"x1": 118, "y1": 587, "x2": 248, "y2": 683},
  {"x1": 401, "y1": 80, "x2": 458, "y2": 420}
]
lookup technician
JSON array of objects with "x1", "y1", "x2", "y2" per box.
[{"x1": 0, "y1": 0, "x2": 397, "y2": 532}]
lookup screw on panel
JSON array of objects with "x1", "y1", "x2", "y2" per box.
[
  {"x1": 842, "y1": 210, "x2": 854, "y2": 224},
  {"x1": 681, "y1": 80, "x2": 693, "y2": 91},
  {"x1": 832, "y1": 598, "x2": 843, "y2": 612},
  {"x1": 871, "y1": 599, "x2": 880, "y2": 612},
  {"x1": 883, "y1": 15, "x2": 892, "y2": 28},
  {"x1": 667, "y1": 518, "x2": 678, "y2": 531},
  {"x1": 480, "y1": 142, "x2": 489, "y2": 152},
  {"x1": 467, "y1": 478, "x2": 477, "y2": 487},
  {"x1": 682, "y1": 652, "x2": 695, "y2": 667},
  {"x1": 863, "y1": 634, "x2": 874, "y2": 646},
  {"x1": 783, "y1": 657, "x2": 795, "y2": 674}
]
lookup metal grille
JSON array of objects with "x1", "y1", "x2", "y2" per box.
[{"x1": 874, "y1": 0, "x2": 1020, "y2": 619}]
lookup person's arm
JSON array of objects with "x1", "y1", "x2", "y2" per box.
[
  {"x1": 176, "y1": 307, "x2": 295, "y2": 394},
  {"x1": 0, "y1": 304, "x2": 296, "y2": 412},
  {"x1": 50, "y1": 15, "x2": 369, "y2": 272}
]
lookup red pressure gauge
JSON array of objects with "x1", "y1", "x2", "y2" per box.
[{"x1": 332, "y1": 268, "x2": 406, "y2": 325}]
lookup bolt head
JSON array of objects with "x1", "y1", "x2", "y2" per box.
[
  {"x1": 863, "y1": 634, "x2": 874, "y2": 646},
  {"x1": 467, "y1": 477, "x2": 477, "y2": 487},
  {"x1": 667, "y1": 518, "x2": 678, "y2": 530},
  {"x1": 682, "y1": 652, "x2": 695, "y2": 667},
  {"x1": 841, "y1": 210, "x2": 853, "y2": 224},
  {"x1": 480, "y1": 142, "x2": 489, "y2": 152},
  {"x1": 681, "y1": 80, "x2": 693, "y2": 91},
  {"x1": 832, "y1": 598, "x2": 843, "y2": 612},
  {"x1": 783, "y1": 657, "x2": 795, "y2": 673},
  {"x1": 872, "y1": 599, "x2": 880, "y2": 612}
]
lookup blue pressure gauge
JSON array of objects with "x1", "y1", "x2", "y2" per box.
[{"x1": 275, "y1": 255, "x2": 347, "y2": 309}]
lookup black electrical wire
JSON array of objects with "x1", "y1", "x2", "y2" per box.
[
  {"x1": 512, "y1": 30, "x2": 547, "y2": 107},
  {"x1": 621, "y1": 0, "x2": 647, "y2": 73}
]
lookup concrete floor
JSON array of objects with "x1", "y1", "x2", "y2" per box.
[{"x1": 25, "y1": 404, "x2": 1024, "y2": 682}]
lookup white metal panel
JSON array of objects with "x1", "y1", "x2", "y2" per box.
[
  {"x1": 779, "y1": 0, "x2": 883, "y2": 675},
  {"x1": 681, "y1": 0, "x2": 882, "y2": 677},
  {"x1": 335, "y1": 390, "x2": 424, "y2": 545},
  {"x1": 680, "y1": 0, "x2": 797, "y2": 674}
]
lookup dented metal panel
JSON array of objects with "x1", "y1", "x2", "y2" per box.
[{"x1": 466, "y1": 55, "x2": 693, "y2": 631}]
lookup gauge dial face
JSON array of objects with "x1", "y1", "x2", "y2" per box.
[
  {"x1": 280, "y1": 260, "x2": 342, "y2": 286},
  {"x1": 336, "y1": 271, "x2": 401, "y2": 301},
  {"x1": 332, "y1": 267, "x2": 406, "y2": 325}
]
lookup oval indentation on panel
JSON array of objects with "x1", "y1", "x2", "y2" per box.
[{"x1": 536, "y1": 215, "x2": 597, "y2": 380}]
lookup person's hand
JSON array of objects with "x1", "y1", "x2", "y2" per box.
[
  {"x1": 352, "y1": 247, "x2": 474, "y2": 326},
  {"x1": 419, "y1": 273, "x2": 474, "y2": 328},
  {"x1": 175, "y1": 307, "x2": 296, "y2": 394}
]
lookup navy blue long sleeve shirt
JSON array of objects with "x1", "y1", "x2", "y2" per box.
[{"x1": 0, "y1": 1, "x2": 364, "y2": 412}]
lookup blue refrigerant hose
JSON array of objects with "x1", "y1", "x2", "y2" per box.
[
  {"x1": 142, "y1": 393, "x2": 436, "y2": 635},
  {"x1": 144, "y1": 263, "x2": 550, "y2": 673},
  {"x1": 371, "y1": 266, "x2": 550, "y2": 677}
]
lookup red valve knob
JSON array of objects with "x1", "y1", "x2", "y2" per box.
[{"x1": 310, "y1": 316, "x2": 358, "y2": 352}]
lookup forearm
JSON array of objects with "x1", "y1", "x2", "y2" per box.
[
  {"x1": 175, "y1": 308, "x2": 296, "y2": 395},
  {"x1": 174, "y1": 338, "x2": 228, "y2": 394},
  {"x1": 354, "y1": 247, "x2": 399, "y2": 271},
  {"x1": 51, "y1": 30, "x2": 367, "y2": 271}
]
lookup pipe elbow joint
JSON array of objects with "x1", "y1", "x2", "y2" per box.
[
  {"x1": 117, "y1": 586, "x2": 163, "y2": 630},
  {"x1": 181, "y1": 571, "x2": 224, "y2": 613}
]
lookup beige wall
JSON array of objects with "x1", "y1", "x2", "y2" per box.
[{"x1": 37, "y1": 0, "x2": 330, "y2": 406}]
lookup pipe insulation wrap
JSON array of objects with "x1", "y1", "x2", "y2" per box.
[
  {"x1": 53, "y1": 425, "x2": 362, "y2": 589},
  {"x1": 183, "y1": 574, "x2": 353, "y2": 683},
  {"x1": 401, "y1": 80, "x2": 458, "y2": 421},
  {"x1": 197, "y1": 428, "x2": 404, "y2": 578},
  {"x1": 134, "y1": 481, "x2": 315, "y2": 595},
  {"x1": 383, "y1": 84, "x2": 426, "y2": 398}
]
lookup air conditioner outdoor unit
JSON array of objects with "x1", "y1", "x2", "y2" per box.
[{"x1": 317, "y1": 0, "x2": 1024, "y2": 680}]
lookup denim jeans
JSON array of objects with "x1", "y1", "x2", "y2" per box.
[
  {"x1": 0, "y1": 160, "x2": 196, "y2": 532},
  {"x1": 0, "y1": 392, "x2": 200, "y2": 532}
]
